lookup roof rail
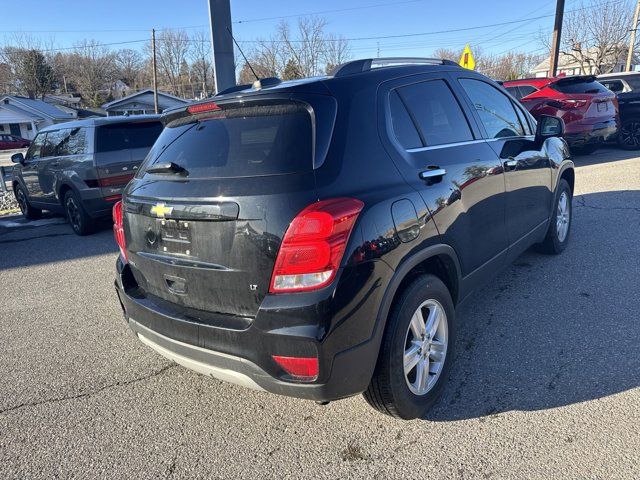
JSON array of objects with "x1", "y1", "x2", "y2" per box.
[{"x1": 330, "y1": 57, "x2": 459, "y2": 77}]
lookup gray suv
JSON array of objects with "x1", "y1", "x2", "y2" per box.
[{"x1": 11, "y1": 116, "x2": 163, "y2": 235}]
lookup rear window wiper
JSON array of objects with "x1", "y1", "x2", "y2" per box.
[{"x1": 146, "y1": 162, "x2": 189, "y2": 176}]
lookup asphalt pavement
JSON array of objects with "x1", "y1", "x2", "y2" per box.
[{"x1": 0, "y1": 148, "x2": 638, "y2": 479}]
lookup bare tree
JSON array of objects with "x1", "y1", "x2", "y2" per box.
[
  {"x1": 247, "y1": 16, "x2": 351, "y2": 79},
  {"x1": 115, "y1": 49, "x2": 143, "y2": 89},
  {"x1": 150, "y1": 29, "x2": 191, "y2": 96},
  {"x1": 189, "y1": 31, "x2": 215, "y2": 97},
  {"x1": 68, "y1": 40, "x2": 117, "y2": 107},
  {"x1": 0, "y1": 34, "x2": 56, "y2": 98},
  {"x1": 540, "y1": 0, "x2": 635, "y2": 74}
]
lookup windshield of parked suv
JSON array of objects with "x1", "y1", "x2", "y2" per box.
[
  {"x1": 96, "y1": 121, "x2": 163, "y2": 152},
  {"x1": 141, "y1": 103, "x2": 313, "y2": 178}
]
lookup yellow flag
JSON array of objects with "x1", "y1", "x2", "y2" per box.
[{"x1": 459, "y1": 44, "x2": 476, "y2": 70}]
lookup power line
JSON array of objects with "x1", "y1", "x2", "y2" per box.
[{"x1": 12, "y1": 0, "x2": 627, "y2": 55}]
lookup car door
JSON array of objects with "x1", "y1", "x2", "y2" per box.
[
  {"x1": 21, "y1": 132, "x2": 47, "y2": 201},
  {"x1": 37, "y1": 129, "x2": 67, "y2": 204},
  {"x1": 0, "y1": 135, "x2": 9, "y2": 149},
  {"x1": 454, "y1": 75, "x2": 553, "y2": 253},
  {"x1": 378, "y1": 73, "x2": 508, "y2": 281}
]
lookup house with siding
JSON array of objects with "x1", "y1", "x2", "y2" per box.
[
  {"x1": 101, "y1": 89, "x2": 189, "y2": 116},
  {"x1": 0, "y1": 95, "x2": 76, "y2": 140}
]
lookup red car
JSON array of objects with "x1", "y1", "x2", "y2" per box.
[
  {"x1": 0, "y1": 134, "x2": 30, "y2": 150},
  {"x1": 503, "y1": 75, "x2": 619, "y2": 154}
]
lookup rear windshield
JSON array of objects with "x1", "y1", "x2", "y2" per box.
[
  {"x1": 551, "y1": 78, "x2": 610, "y2": 94},
  {"x1": 96, "y1": 121, "x2": 163, "y2": 152},
  {"x1": 141, "y1": 103, "x2": 312, "y2": 179}
]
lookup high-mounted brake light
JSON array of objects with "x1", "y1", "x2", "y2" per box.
[
  {"x1": 112, "y1": 200, "x2": 127, "y2": 262},
  {"x1": 272, "y1": 355, "x2": 319, "y2": 382},
  {"x1": 187, "y1": 102, "x2": 222, "y2": 114},
  {"x1": 269, "y1": 198, "x2": 364, "y2": 293}
]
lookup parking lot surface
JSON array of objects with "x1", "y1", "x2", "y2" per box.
[{"x1": 0, "y1": 148, "x2": 638, "y2": 479}]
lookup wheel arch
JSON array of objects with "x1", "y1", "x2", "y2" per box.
[
  {"x1": 57, "y1": 182, "x2": 76, "y2": 205},
  {"x1": 372, "y1": 244, "x2": 462, "y2": 348}
]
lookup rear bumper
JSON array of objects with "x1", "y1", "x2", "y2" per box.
[
  {"x1": 564, "y1": 119, "x2": 618, "y2": 146},
  {"x1": 114, "y1": 257, "x2": 391, "y2": 402}
]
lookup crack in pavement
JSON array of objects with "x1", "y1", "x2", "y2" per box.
[
  {"x1": 0, "y1": 364, "x2": 177, "y2": 415},
  {"x1": 575, "y1": 195, "x2": 640, "y2": 212}
]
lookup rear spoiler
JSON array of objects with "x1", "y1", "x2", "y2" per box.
[{"x1": 551, "y1": 75, "x2": 596, "y2": 86}]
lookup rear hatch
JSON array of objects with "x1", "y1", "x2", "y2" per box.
[
  {"x1": 123, "y1": 95, "x2": 336, "y2": 318},
  {"x1": 94, "y1": 120, "x2": 163, "y2": 199},
  {"x1": 549, "y1": 76, "x2": 618, "y2": 126}
]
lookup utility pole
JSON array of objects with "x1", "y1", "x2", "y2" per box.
[
  {"x1": 208, "y1": 0, "x2": 236, "y2": 93},
  {"x1": 627, "y1": 0, "x2": 640, "y2": 71},
  {"x1": 151, "y1": 29, "x2": 159, "y2": 114},
  {"x1": 549, "y1": 0, "x2": 565, "y2": 77}
]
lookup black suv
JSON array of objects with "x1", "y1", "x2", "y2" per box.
[
  {"x1": 11, "y1": 116, "x2": 163, "y2": 235},
  {"x1": 598, "y1": 72, "x2": 640, "y2": 149},
  {"x1": 114, "y1": 58, "x2": 574, "y2": 419}
]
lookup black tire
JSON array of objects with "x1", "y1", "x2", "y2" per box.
[
  {"x1": 363, "y1": 274, "x2": 456, "y2": 419},
  {"x1": 617, "y1": 118, "x2": 640, "y2": 150},
  {"x1": 536, "y1": 178, "x2": 572, "y2": 254},
  {"x1": 64, "y1": 189, "x2": 94, "y2": 236},
  {"x1": 571, "y1": 144, "x2": 599, "y2": 156},
  {"x1": 13, "y1": 184, "x2": 41, "y2": 220}
]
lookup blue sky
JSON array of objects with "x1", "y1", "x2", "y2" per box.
[{"x1": 0, "y1": 0, "x2": 592, "y2": 58}]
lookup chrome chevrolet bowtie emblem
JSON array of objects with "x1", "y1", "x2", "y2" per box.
[{"x1": 150, "y1": 203, "x2": 173, "y2": 218}]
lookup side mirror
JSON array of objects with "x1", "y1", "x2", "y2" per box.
[
  {"x1": 536, "y1": 115, "x2": 564, "y2": 142},
  {"x1": 11, "y1": 152, "x2": 24, "y2": 164}
]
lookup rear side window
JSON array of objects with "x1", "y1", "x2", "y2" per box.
[
  {"x1": 551, "y1": 78, "x2": 610, "y2": 94},
  {"x1": 96, "y1": 122, "x2": 163, "y2": 152},
  {"x1": 519, "y1": 85, "x2": 537, "y2": 97},
  {"x1": 599, "y1": 79, "x2": 624, "y2": 93},
  {"x1": 57, "y1": 128, "x2": 88, "y2": 155},
  {"x1": 389, "y1": 90, "x2": 422, "y2": 149},
  {"x1": 142, "y1": 103, "x2": 312, "y2": 179},
  {"x1": 459, "y1": 78, "x2": 525, "y2": 139},
  {"x1": 504, "y1": 86, "x2": 522, "y2": 99},
  {"x1": 394, "y1": 80, "x2": 473, "y2": 147}
]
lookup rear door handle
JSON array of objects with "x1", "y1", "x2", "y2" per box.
[
  {"x1": 419, "y1": 168, "x2": 447, "y2": 180},
  {"x1": 50, "y1": 161, "x2": 60, "y2": 167}
]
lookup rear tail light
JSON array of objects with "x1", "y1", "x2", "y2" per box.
[
  {"x1": 272, "y1": 355, "x2": 319, "y2": 382},
  {"x1": 269, "y1": 197, "x2": 364, "y2": 293},
  {"x1": 112, "y1": 200, "x2": 127, "y2": 262},
  {"x1": 551, "y1": 99, "x2": 588, "y2": 110}
]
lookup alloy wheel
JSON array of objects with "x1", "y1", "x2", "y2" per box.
[
  {"x1": 620, "y1": 121, "x2": 640, "y2": 147},
  {"x1": 16, "y1": 188, "x2": 27, "y2": 214},
  {"x1": 403, "y1": 299, "x2": 448, "y2": 396},
  {"x1": 556, "y1": 191, "x2": 570, "y2": 242},
  {"x1": 66, "y1": 197, "x2": 81, "y2": 231}
]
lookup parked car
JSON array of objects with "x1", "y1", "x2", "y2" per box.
[
  {"x1": 113, "y1": 58, "x2": 574, "y2": 420},
  {"x1": 597, "y1": 71, "x2": 640, "y2": 150},
  {"x1": 503, "y1": 75, "x2": 619, "y2": 155},
  {"x1": 11, "y1": 116, "x2": 163, "y2": 235},
  {"x1": 0, "y1": 133, "x2": 30, "y2": 150}
]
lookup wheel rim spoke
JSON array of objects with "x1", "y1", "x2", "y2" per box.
[
  {"x1": 415, "y1": 359, "x2": 429, "y2": 392},
  {"x1": 404, "y1": 342, "x2": 421, "y2": 374},
  {"x1": 409, "y1": 309, "x2": 425, "y2": 339}
]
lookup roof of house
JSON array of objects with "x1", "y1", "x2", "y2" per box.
[
  {"x1": 101, "y1": 89, "x2": 189, "y2": 110},
  {"x1": 0, "y1": 95, "x2": 76, "y2": 120}
]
